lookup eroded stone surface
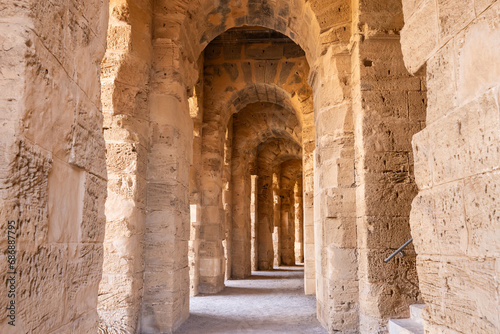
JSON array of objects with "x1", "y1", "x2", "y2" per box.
[{"x1": 3, "y1": 1, "x2": 498, "y2": 333}]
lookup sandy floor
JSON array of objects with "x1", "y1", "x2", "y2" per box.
[{"x1": 175, "y1": 266, "x2": 327, "y2": 334}]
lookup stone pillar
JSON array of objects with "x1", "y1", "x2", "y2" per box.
[
  {"x1": 250, "y1": 175, "x2": 258, "y2": 271},
  {"x1": 141, "y1": 39, "x2": 192, "y2": 333},
  {"x1": 189, "y1": 204, "x2": 200, "y2": 296},
  {"x1": 302, "y1": 123, "x2": 316, "y2": 293},
  {"x1": 294, "y1": 178, "x2": 304, "y2": 263},
  {"x1": 99, "y1": 0, "x2": 152, "y2": 331},
  {"x1": 230, "y1": 143, "x2": 254, "y2": 279},
  {"x1": 272, "y1": 168, "x2": 282, "y2": 267},
  {"x1": 189, "y1": 66, "x2": 204, "y2": 297},
  {"x1": 352, "y1": 1, "x2": 424, "y2": 331},
  {"x1": 198, "y1": 117, "x2": 226, "y2": 290},
  {"x1": 222, "y1": 119, "x2": 233, "y2": 280},
  {"x1": 280, "y1": 160, "x2": 301, "y2": 266},
  {"x1": 311, "y1": 48, "x2": 358, "y2": 333},
  {"x1": 303, "y1": 175, "x2": 316, "y2": 293},
  {"x1": 257, "y1": 152, "x2": 276, "y2": 270}
]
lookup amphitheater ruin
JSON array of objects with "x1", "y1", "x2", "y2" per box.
[{"x1": 0, "y1": 0, "x2": 499, "y2": 333}]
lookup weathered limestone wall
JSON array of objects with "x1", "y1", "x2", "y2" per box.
[
  {"x1": 401, "y1": 0, "x2": 500, "y2": 332},
  {"x1": 352, "y1": 1, "x2": 426, "y2": 332},
  {"x1": 98, "y1": 0, "x2": 153, "y2": 331},
  {"x1": 0, "y1": 0, "x2": 108, "y2": 332}
]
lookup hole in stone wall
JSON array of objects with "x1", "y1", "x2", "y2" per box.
[{"x1": 363, "y1": 59, "x2": 373, "y2": 67}]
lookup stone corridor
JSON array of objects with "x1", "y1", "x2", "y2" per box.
[
  {"x1": 176, "y1": 266, "x2": 327, "y2": 334},
  {"x1": 1, "y1": 0, "x2": 499, "y2": 333}
]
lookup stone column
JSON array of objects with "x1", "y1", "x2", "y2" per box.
[
  {"x1": 303, "y1": 176, "x2": 315, "y2": 292},
  {"x1": 198, "y1": 117, "x2": 226, "y2": 291},
  {"x1": 230, "y1": 142, "x2": 254, "y2": 279},
  {"x1": 272, "y1": 167, "x2": 282, "y2": 267},
  {"x1": 222, "y1": 118, "x2": 233, "y2": 280},
  {"x1": 311, "y1": 48, "x2": 358, "y2": 333},
  {"x1": 302, "y1": 123, "x2": 316, "y2": 293},
  {"x1": 352, "y1": 2, "x2": 425, "y2": 331},
  {"x1": 250, "y1": 175, "x2": 258, "y2": 271},
  {"x1": 294, "y1": 178, "x2": 304, "y2": 263},
  {"x1": 141, "y1": 39, "x2": 193, "y2": 333},
  {"x1": 257, "y1": 151, "x2": 276, "y2": 270},
  {"x1": 99, "y1": 0, "x2": 153, "y2": 331},
  {"x1": 280, "y1": 160, "x2": 301, "y2": 266},
  {"x1": 189, "y1": 66, "x2": 204, "y2": 297}
]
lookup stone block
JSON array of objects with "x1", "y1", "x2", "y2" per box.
[
  {"x1": 430, "y1": 88, "x2": 500, "y2": 184},
  {"x1": 411, "y1": 128, "x2": 433, "y2": 189},
  {"x1": 146, "y1": 182, "x2": 188, "y2": 212},
  {"x1": 80, "y1": 173, "x2": 107, "y2": 243},
  {"x1": 245, "y1": 43, "x2": 283, "y2": 60},
  {"x1": 401, "y1": 0, "x2": 439, "y2": 73},
  {"x1": 316, "y1": 1, "x2": 351, "y2": 30},
  {"x1": 324, "y1": 188, "x2": 356, "y2": 218},
  {"x1": 359, "y1": 172, "x2": 417, "y2": 217},
  {"x1": 324, "y1": 217, "x2": 356, "y2": 248},
  {"x1": 455, "y1": 3, "x2": 500, "y2": 105},
  {"x1": 407, "y1": 91, "x2": 427, "y2": 122},
  {"x1": 362, "y1": 90, "x2": 409, "y2": 119},
  {"x1": 361, "y1": 114, "x2": 420, "y2": 153},
  {"x1": 357, "y1": 216, "x2": 413, "y2": 250},
  {"x1": 426, "y1": 41, "x2": 456, "y2": 124},
  {"x1": 326, "y1": 245, "x2": 357, "y2": 280},
  {"x1": 463, "y1": 171, "x2": 500, "y2": 257},
  {"x1": 409, "y1": 192, "x2": 437, "y2": 256},
  {"x1": 437, "y1": 0, "x2": 475, "y2": 42},
  {"x1": 223, "y1": 44, "x2": 242, "y2": 60},
  {"x1": 47, "y1": 159, "x2": 85, "y2": 243}
]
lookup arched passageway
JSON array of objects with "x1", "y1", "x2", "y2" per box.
[
  {"x1": 4, "y1": 1, "x2": 499, "y2": 334},
  {"x1": 97, "y1": 2, "x2": 424, "y2": 333}
]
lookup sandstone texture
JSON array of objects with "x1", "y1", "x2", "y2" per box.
[{"x1": 1, "y1": 0, "x2": 498, "y2": 334}]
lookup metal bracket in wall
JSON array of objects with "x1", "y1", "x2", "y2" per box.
[{"x1": 384, "y1": 238, "x2": 413, "y2": 263}]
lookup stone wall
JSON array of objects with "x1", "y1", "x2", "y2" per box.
[
  {"x1": 0, "y1": 0, "x2": 108, "y2": 332},
  {"x1": 401, "y1": 0, "x2": 500, "y2": 332}
]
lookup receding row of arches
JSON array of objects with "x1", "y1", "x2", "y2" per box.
[
  {"x1": 10, "y1": 1, "x2": 499, "y2": 334},
  {"x1": 97, "y1": 2, "x2": 425, "y2": 332}
]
